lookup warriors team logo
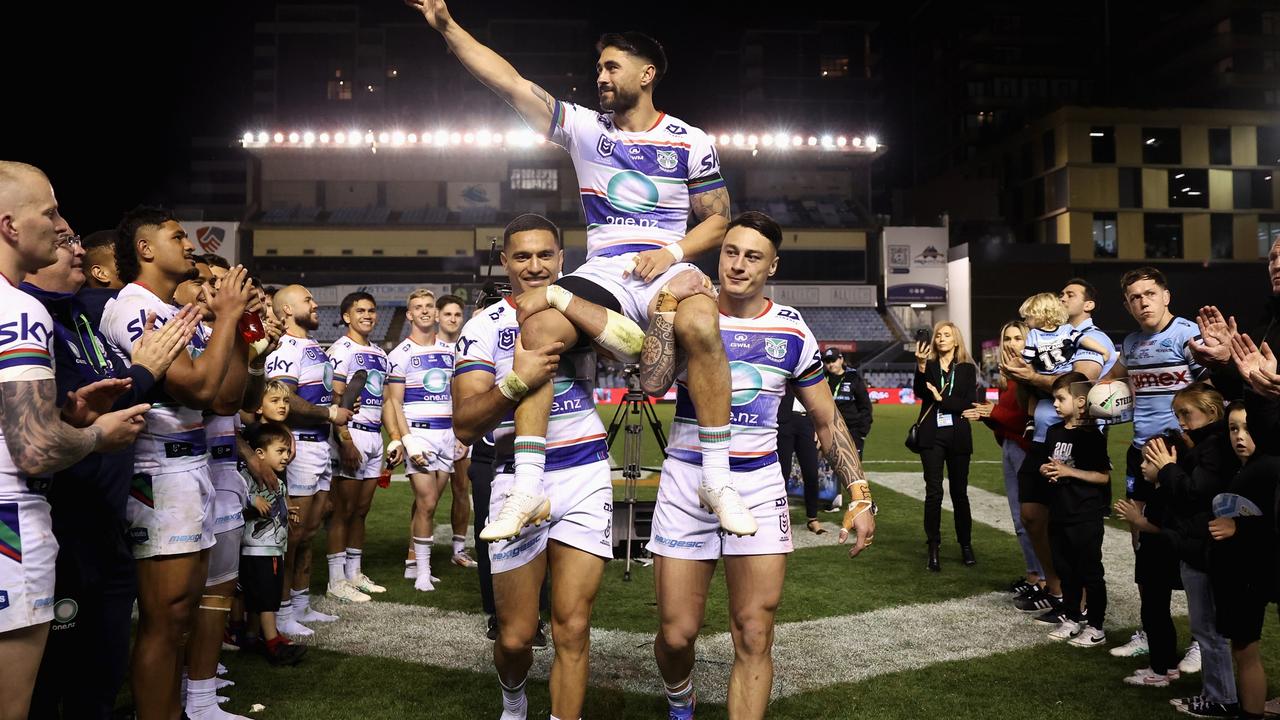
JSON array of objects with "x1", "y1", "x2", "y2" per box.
[
  {"x1": 764, "y1": 338, "x2": 788, "y2": 361},
  {"x1": 656, "y1": 149, "x2": 679, "y2": 172},
  {"x1": 498, "y1": 328, "x2": 518, "y2": 352},
  {"x1": 597, "y1": 135, "x2": 615, "y2": 158}
]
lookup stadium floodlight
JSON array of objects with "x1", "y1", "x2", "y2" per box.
[
  {"x1": 334, "y1": 132, "x2": 346, "y2": 144},
  {"x1": 364, "y1": 132, "x2": 375, "y2": 144},
  {"x1": 319, "y1": 132, "x2": 331, "y2": 144},
  {"x1": 910, "y1": 302, "x2": 928, "y2": 309},
  {"x1": 407, "y1": 133, "x2": 417, "y2": 144},
  {"x1": 391, "y1": 131, "x2": 406, "y2": 145},
  {"x1": 348, "y1": 130, "x2": 361, "y2": 146},
  {"x1": 774, "y1": 132, "x2": 789, "y2": 147},
  {"x1": 792, "y1": 135, "x2": 803, "y2": 146},
  {"x1": 807, "y1": 136, "x2": 817, "y2": 146},
  {"x1": 273, "y1": 132, "x2": 285, "y2": 144},
  {"x1": 867, "y1": 135, "x2": 879, "y2": 150},
  {"x1": 378, "y1": 132, "x2": 391, "y2": 144},
  {"x1": 852, "y1": 136, "x2": 863, "y2": 147},
  {"x1": 719, "y1": 134, "x2": 730, "y2": 145},
  {"x1": 477, "y1": 129, "x2": 492, "y2": 146},
  {"x1": 492, "y1": 132, "x2": 504, "y2": 145},
  {"x1": 288, "y1": 132, "x2": 300, "y2": 144},
  {"x1": 821, "y1": 135, "x2": 833, "y2": 147},
  {"x1": 302, "y1": 131, "x2": 315, "y2": 144},
  {"x1": 732, "y1": 133, "x2": 745, "y2": 147},
  {"x1": 242, "y1": 132, "x2": 254, "y2": 144},
  {"x1": 747, "y1": 134, "x2": 759, "y2": 146},
  {"x1": 463, "y1": 132, "x2": 475, "y2": 144},
  {"x1": 435, "y1": 130, "x2": 449, "y2": 146},
  {"x1": 450, "y1": 132, "x2": 462, "y2": 145},
  {"x1": 761, "y1": 134, "x2": 774, "y2": 146},
  {"x1": 837, "y1": 136, "x2": 847, "y2": 147},
  {"x1": 257, "y1": 131, "x2": 268, "y2": 144}
]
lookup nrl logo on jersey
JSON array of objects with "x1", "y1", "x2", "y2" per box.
[
  {"x1": 596, "y1": 135, "x2": 615, "y2": 158},
  {"x1": 498, "y1": 327, "x2": 518, "y2": 351},
  {"x1": 765, "y1": 337, "x2": 788, "y2": 360},
  {"x1": 656, "y1": 149, "x2": 679, "y2": 171}
]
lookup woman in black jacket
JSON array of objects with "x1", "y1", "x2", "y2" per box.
[{"x1": 913, "y1": 321, "x2": 979, "y2": 571}]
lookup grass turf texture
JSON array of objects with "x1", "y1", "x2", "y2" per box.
[{"x1": 208, "y1": 403, "x2": 1280, "y2": 718}]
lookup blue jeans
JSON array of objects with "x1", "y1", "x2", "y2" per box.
[
  {"x1": 1002, "y1": 442, "x2": 1042, "y2": 577},
  {"x1": 1181, "y1": 562, "x2": 1237, "y2": 704}
]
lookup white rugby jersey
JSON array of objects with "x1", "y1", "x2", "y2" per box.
[
  {"x1": 266, "y1": 333, "x2": 334, "y2": 436},
  {"x1": 1024, "y1": 323, "x2": 1109, "y2": 443},
  {"x1": 0, "y1": 275, "x2": 57, "y2": 500},
  {"x1": 454, "y1": 297, "x2": 607, "y2": 470},
  {"x1": 388, "y1": 336, "x2": 454, "y2": 429},
  {"x1": 1121, "y1": 316, "x2": 1204, "y2": 446},
  {"x1": 327, "y1": 335, "x2": 388, "y2": 431},
  {"x1": 205, "y1": 413, "x2": 247, "y2": 500},
  {"x1": 667, "y1": 301, "x2": 824, "y2": 470},
  {"x1": 549, "y1": 101, "x2": 725, "y2": 260},
  {"x1": 100, "y1": 283, "x2": 211, "y2": 473}
]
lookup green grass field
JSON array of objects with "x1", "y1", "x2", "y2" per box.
[{"x1": 211, "y1": 404, "x2": 1280, "y2": 719}]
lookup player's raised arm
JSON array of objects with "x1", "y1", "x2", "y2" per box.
[{"x1": 406, "y1": 0, "x2": 555, "y2": 133}]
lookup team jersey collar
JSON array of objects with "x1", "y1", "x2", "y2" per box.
[{"x1": 720, "y1": 298, "x2": 773, "y2": 320}]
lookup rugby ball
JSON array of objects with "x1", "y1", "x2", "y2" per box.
[{"x1": 1087, "y1": 380, "x2": 1133, "y2": 422}]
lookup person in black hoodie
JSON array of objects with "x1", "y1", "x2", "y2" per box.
[
  {"x1": 1143, "y1": 382, "x2": 1240, "y2": 718},
  {"x1": 77, "y1": 229, "x2": 125, "y2": 329},
  {"x1": 22, "y1": 235, "x2": 198, "y2": 719},
  {"x1": 1207, "y1": 401, "x2": 1279, "y2": 720},
  {"x1": 913, "y1": 321, "x2": 979, "y2": 571}
]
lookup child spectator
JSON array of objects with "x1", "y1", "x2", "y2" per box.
[
  {"x1": 240, "y1": 422, "x2": 306, "y2": 666},
  {"x1": 1029, "y1": 372, "x2": 1111, "y2": 647}
]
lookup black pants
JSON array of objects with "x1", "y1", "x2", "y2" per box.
[
  {"x1": 778, "y1": 413, "x2": 822, "y2": 518},
  {"x1": 920, "y1": 445, "x2": 972, "y2": 545},
  {"x1": 469, "y1": 455, "x2": 497, "y2": 617},
  {"x1": 1050, "y1": 519, "x2": 1107, "y2": 629},
  {"x1": 241, "y1": 555, "x2": 285, "y2": 613},
  {"x1": 29, "y1": 550, "x2": 135, "y2": 720},
  {"x1": 1142, "y1": 583, "x2": 1179, "y2": 674}
]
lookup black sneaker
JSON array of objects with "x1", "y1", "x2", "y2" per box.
[
  {"x1": 1177, "y1": 697, "x2": 1238, "y2": 718},
  {"x1": 1033, "y1": 608, "x2": 1068, "y2": 625},
  {"x1": 486, "y1": 614, "x2": 498, "y2": 641},
  {"x1": 1007, "y1": 578, "x2": 1035, "y2": 595},
  {"x1": 532, "y1": 620, "x2": 549, "y2": 650},
  {"x1": 1013, "y1": 584, "x2": 1043, "y2": 603},
  {"x1": 1016, "y1": 590, "x2": 1061, "y2": 613}
]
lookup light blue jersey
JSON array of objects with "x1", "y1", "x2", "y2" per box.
[
  {"x1": 1121, "y1": 316, "x2": 1204, "y2": 447},
  {"x1": 1025, "y1": 323, "x2": 1108, "y2": 443}
]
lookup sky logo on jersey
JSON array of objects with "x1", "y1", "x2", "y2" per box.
[
  {"x1": 0, "y1": 313, "x2": 52, "y2": 346},
  {"x1": 729, "y1": 361, "x2": 763, "y2": 405},
  {"x1": 606, "y1": 170, "x2": 660, "y2": 214},
  {"x1": 266, "y1": 357, "x2": 293, "y2": 376},
  {"x1": 765, "y1": 338, "x2": 788, "y2": 361},
  {"x1": 498, "y1": 328, "x2": 518, "y2": 352},
  {"x1": 656, "y1": 149, "x2": 679, "y2": 172},
  {"x1": 597, "y1": 135, "x2": 615, "y2": 158}
]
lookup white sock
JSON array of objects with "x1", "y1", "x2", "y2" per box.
[
  {"x1": 511, "y1": 436, "x2": 546, "y2": 496},
  {"x1": 664, "y1": 675, "x2": 695, "y2": 708},
  {"x1": 413, "y1": 536, "x2": 432, "y2": 579},
  {"x1": 291, "y1": 588, "x2": 309, "y2": 614},
  {"x1": 345, "y1": 547, "x2": 362, "y2": 580},
  {"x1": 185, "y1": 677, "x2": 216, "y2": 714},
  {"x1": 499, "y1": 676, "x2": 527, "y2": 713},
  {"x1": 327, "y1": 552, "x2": 346, "y2": 587},
  {"x1": 699, "y1": 425, "x2": 732, "y2": 488},
  {"x1": 278, "y1": 602, "x2": 294, "y2": 626},
  {"x1": 452, "y1": 534, "x2": 465, "y2": 556}
]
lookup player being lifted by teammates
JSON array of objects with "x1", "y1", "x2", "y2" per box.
[
  {"x1": 406, "y1": 0, "x2": 752, "y2": 541},
  {"x1": 639, "y1": 212, "x2": 876, "y2": 719}
]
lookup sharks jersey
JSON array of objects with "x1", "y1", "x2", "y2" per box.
[
  {"x1": 265, "y1": 334, "x2": 334, "y2": 434},
  {"x1": 327, "y1": 335, "x2": 388, "y2": 431},
  {"x1": 100, "y1": 283, "x2": 211, "y2": 473},
  {"x1": 549, "y1": 100, "x2": 725, "y2": 260},
  {"x1": 668, "y1": 301, "x2": 824, "y2": 470},
  {"x1": 1122, "y1": 316, "x2": 1204, "y2": 447},
  {"x1": 454, "y1": 298, "x2": 608, "y2": 470},
  {"x1": 0, "y1": 277, "x2": 56, "y2": 498},
  {"x1": 1025, "y1": 321, "x2": 1112, "y2": 443},
  {"x1": 387, "y1": 337, "x2": 454, "y2": 428}
]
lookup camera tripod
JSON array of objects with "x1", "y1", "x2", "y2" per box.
[{"x1": 604, "y1": 364, "x2": 667, "y2": 581}]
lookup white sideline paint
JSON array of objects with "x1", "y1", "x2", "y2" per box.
[{"x1": 306, "y1": 471, "x2": 1184, "y2": 703}]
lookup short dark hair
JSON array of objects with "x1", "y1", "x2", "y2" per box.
[
  {"x1": 1120, "y1": 266, "x2": 1168, "y2": 294},
  {"x1": 1052, "y1": 371, "x2": 1091, "y2": 397},
  {"x1": 248, "y1": 421, "x2": 292, "y2": 451},
  {"x1": 339, "y1": 291, "x2": 376, "y2": 322},
  {"x1": 114, "y1": 206, "x2": 174, "y2": 284},
  {"x1": 82, "y1": 230, "x2": 117, "y2": 253},
  {"x1": 202, "y1": 253, "x2": 230, "y2": 270},
  {"x1": 597, "y1": 32, "x2": 668, "y2": 84},
  {"x1": 1064, "y1": 277, "x2": 1097, "y2": 303},
  {"x1": 503, "y1": 213, "x2": 561, "y2": 249},
  {"x1": 727, "y1": 211, "x2": 783, "y2": 251},
  {"x1": 436, "y1": 294, "x2": 464, "y2": 313}
]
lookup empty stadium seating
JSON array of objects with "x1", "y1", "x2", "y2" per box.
[{"x1": 801, "y1": 307, "x2": 892, "y2": 343}]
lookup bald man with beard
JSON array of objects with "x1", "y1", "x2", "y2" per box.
[{"x1": 264, "y1": 286, "x2": 362, "y2": 620}]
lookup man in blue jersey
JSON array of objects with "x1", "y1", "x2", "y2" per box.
[
  {"x1": 1001, "y1": 279, "x2": 1116, "y2": 619},
  {"x1": 639, "y1": 211, "x2": 876, "y2": 719},
  {"x1": 406, "y1": 0, "x2": 746, "y2": 542}
]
